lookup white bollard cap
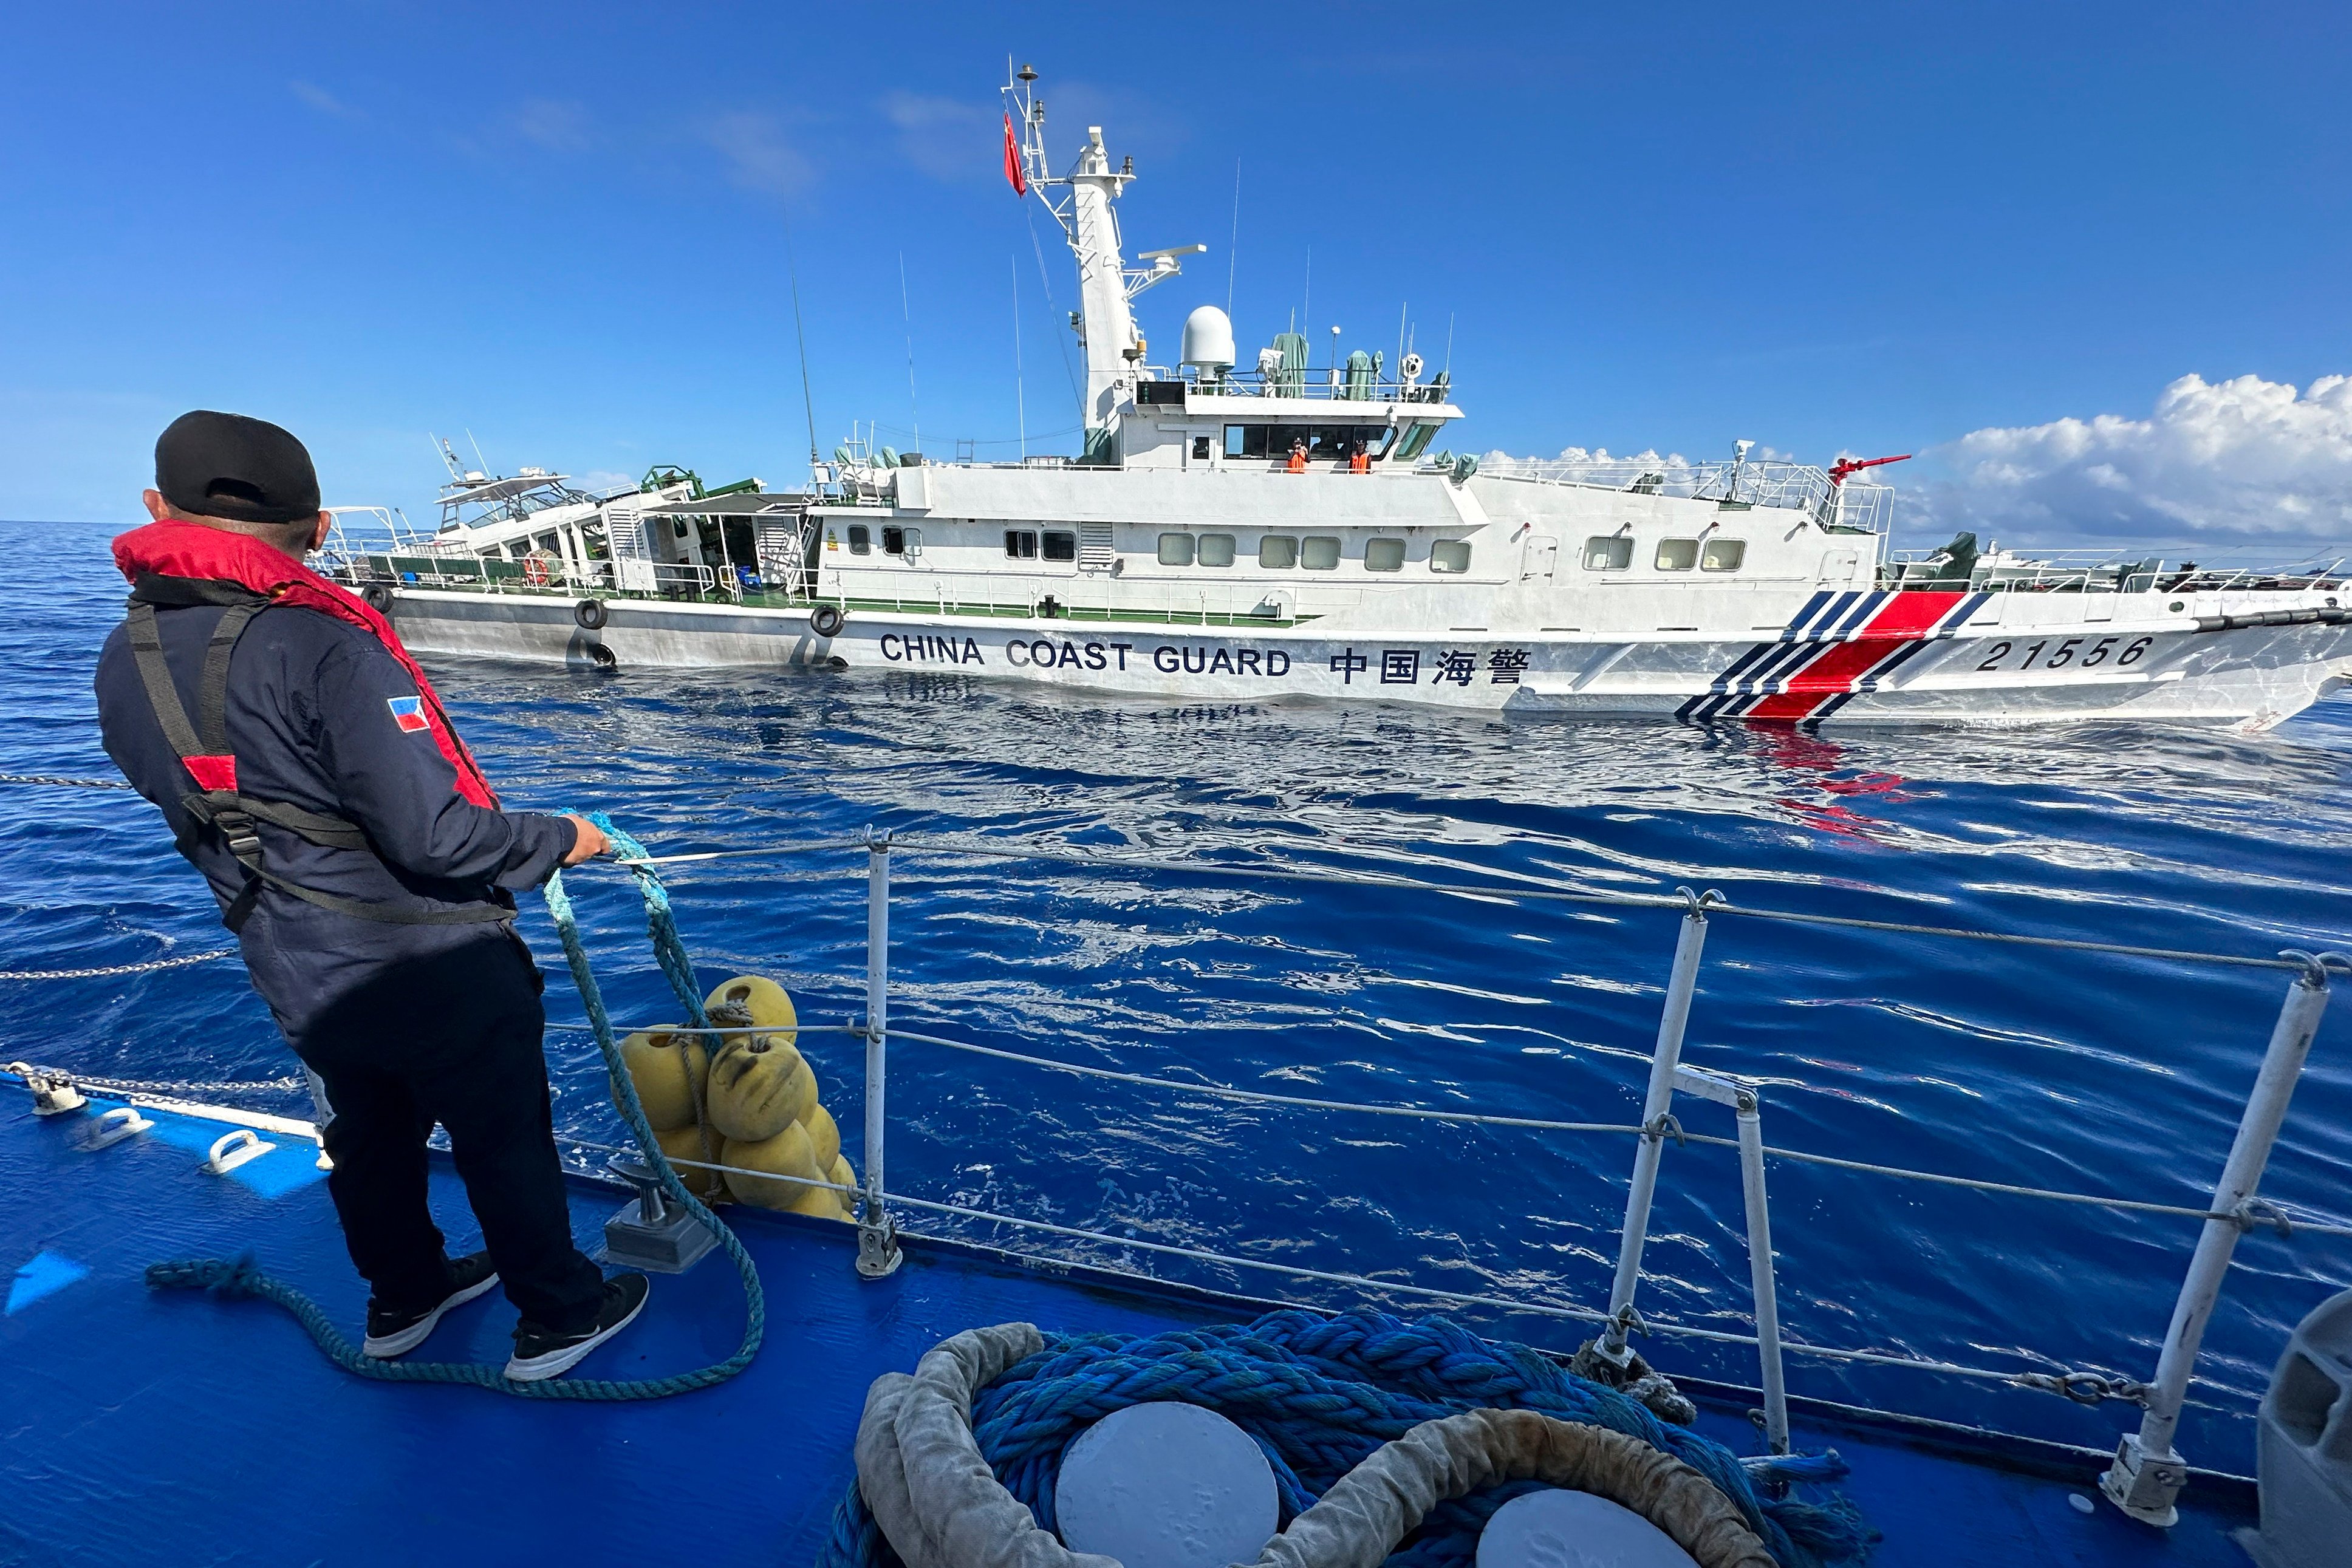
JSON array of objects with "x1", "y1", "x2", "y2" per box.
[
  {"x1": 1053, "y1": 1402, "x2": 1279, "y2": 1568},
  {"x1": 1477, "y1": 1487, "x2": 1702, "y2": 1568}
]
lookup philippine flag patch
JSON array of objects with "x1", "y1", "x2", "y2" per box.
[{"x1": 386, "y1": 696, "x2": 431, "y2": 734}]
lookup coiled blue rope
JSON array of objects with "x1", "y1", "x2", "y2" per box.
[
  {"x1": 145, "y1": 815, "x2": 766, "y2": 1400},
  {"x1": 818, "y1": 1309, "x2": 1873, "y2": 1568}
]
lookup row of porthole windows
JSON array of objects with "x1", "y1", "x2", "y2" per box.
[
  {"x1": 1584, "y1": 535, "x2": 1746, "y2": 572},
  {"x1": 1158, "y1": 532, "x2": 1472, "y2": 574}
]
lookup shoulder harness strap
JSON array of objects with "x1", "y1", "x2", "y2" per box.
[{"x1": 125, "y1": 598, "x2": 511, "y2": 929}]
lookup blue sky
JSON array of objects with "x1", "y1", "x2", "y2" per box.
[{"x1": 5, "y1": 2, "x2": 2348, "y2": 541}]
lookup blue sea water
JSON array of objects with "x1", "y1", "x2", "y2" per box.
[{"x1": 5, "y1": 517, "x2": 2349, "y2": 1474}]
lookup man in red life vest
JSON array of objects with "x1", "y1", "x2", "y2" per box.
[
  {"x1": 1286, "y1": 437, "x2": 1308, "y2": 473},
  {"x1": 94, "y1": 411, "x2": 649, "y2": 1381}
]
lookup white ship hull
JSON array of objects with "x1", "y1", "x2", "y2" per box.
[{"x1": 385, "y1": 585, "x2": 2351, "y2": 732}]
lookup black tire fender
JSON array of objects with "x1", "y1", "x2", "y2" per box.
[
  {"x1": 574, "y1": 598, "x2": 609, "y2": 630},
  {"x1": 809, "y1": 604, "x2": 845, "y2": 638},
  {"x1": 360, "y1": 583, "x2": 395, "y2": 614}
]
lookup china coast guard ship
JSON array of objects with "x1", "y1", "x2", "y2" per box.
[{"x1": 332, "y1": 67, "x2": 2352, "y2": 732}]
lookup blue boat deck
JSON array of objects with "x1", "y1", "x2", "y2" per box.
[{"x1": 2, "y1": 1088, "x2": 2258, "y2": 1568}]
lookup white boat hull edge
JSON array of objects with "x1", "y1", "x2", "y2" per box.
[{"x1": 388, "y1": 587, "x2": 2352, "y2": 732}]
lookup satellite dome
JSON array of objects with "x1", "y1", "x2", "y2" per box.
[{"x1": 1180, "y1": 305, "x2": 1236, "y2": 369}]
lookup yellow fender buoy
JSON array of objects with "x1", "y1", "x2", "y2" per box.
[
  {"x1": 720, "y1": 1122, "x2": 822, "y2": 1210},
  {"x1": 655, "y1": 1123, "x2": 726, "y2": 1201},
  {"x1": 803, "y1": 1101, "x2": 840, "y2": 1172},
  {"x1": 616, "y1": 1029, "x2": 708, "y2": 1132},
  {"x1": 702, "y1": 975, "x2": 798, "y2": 1040},
  {"x1": 708, "y1": 1034, "x2": 816, "y2": 1143}
]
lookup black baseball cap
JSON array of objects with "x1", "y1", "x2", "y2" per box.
[{"x1": 154, "y1": 411, "x2": 322, "y2": 526}]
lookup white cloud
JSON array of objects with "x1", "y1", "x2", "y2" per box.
[
  {"x1": 881, "y1": 91, "x2": 993, "y2": 183},
  {"x1": 513, "y1": 98, "x2": 590, "y2": 152},
  {"x1": 581, "y1": 470, "x2": 636, "y2": 495},
  {"x1": 703, "y1": 112, "x2": 813, "y2": 197},
  {"x1": 289, "y1": 80, "x2": 360, "y2": 120},
  {"x1": 1921, "y1": 373, "x2": 2352, "y2": 544}
]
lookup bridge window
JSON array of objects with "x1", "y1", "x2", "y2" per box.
[
  {"x1": 1364, "y1": 539, "x2": 1406, "y2": 572},
  {"x1": 1655, "y1": 539, "x2": 1698, "y2": 570},
  {"x1": 1223, "y1": 424, "x2": 1393, "y2": 461},
  {"x1": 1197, "y1": 533, "x2": 1236, "y2": 567},
  {"x1": 1584, "y1": 535, "x2": 1633, "y2": 570},
  {"x1": 1301, "y1": 536, "x2": 1341, "y2": 571},
  {"x1": 1005, "y1": 530, "x2": 1038, "y2": 558},
  {"x1": 1701, "y1": 538, "x2": 1746, "y2": 572},
  {"x1": 1259, "y1": 535, "x2": 1298, "y2": 569},
  {"x1": 1158, "y1": 533, "x2": 1195, "y2": 566},
  {"x1": 847, "y1": 525, "x2": 872, "y2": 556},
  {"x1": 1431, "y1": 540, "x2": 1472, "y2": 574},
  {"x1": 1042, "y1": 530, "x2": 1076, "y2": 562}
]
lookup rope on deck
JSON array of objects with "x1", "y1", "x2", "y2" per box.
[
  {"x1": 821, "y1": 1310, "x2": 1875, "y2": 1568},
  {"x1": 145, "y1": 814, "x2": 766, "y2": 1400}
]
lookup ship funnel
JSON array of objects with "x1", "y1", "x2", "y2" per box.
[{"x1": 1181, "y1": 305, "x2": 1236, "y2": 370}]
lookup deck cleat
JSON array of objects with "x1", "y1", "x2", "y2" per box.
[
  {"x1": 10, "y1": 1063, "x2": 87, "y2": 1116},
  {"x1": 601, "y1": 1154, "x2": 717, "y2": 1273}
]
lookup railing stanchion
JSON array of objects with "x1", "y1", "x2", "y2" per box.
[
  {"x1": 1594, "y1": 888, "x2": 1717, "y2": 1365},
  {"x1": 2101, "y1": 950, "x2": 2337, "y2": 1524},
  {"x1": 1734, "y1": 1085, "x2": 1790, "y2": 1455},
  {"x1": 856, "y1": 826, "x2": 903, "y2": 1279}
]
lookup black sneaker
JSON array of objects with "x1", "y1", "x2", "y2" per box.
[
  {"x1": 504, "y1": 1273, "x2": 649, "y2": 1383},
  {"x1": 362, "y1": 1252, "x2": 501, "y2": 1358}
]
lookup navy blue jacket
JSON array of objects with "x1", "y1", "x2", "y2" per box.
[{"x1": 95, "y1": 594, "x2": 575, "y2": 1037}]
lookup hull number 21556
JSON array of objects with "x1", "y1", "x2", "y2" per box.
[{"x1": 1975, "y1": 635, "x2": 2153, "y2": 673}]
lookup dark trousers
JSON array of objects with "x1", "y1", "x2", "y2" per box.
[{"x1": 286, "y1": 932, "x2": 606, "y2": 1334}]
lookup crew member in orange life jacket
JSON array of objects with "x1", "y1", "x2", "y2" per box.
[
  {"x1": 1348, "y1": 440, "x2": 1371, "y2": 474},
  {"x1": 94, "y1": 411, "x2": 648, "y2": 1382},
  {"x1": 1287, "y1": 437, "x2": 1308, "y2": 473}
]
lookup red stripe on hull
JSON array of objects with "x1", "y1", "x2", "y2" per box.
[{"x1": 1744, "y1": 592, "x2": 1969, "y2": 721}]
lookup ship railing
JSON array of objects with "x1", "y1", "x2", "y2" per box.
[
  {"x1": 1477, "y1": 456, "x2": 1878, "y2": 523},
  {"x1": 316, "y1": 506, "x2": 439, "y2": 572},
  {"x1": 335, "y1": 551, "x2": 754, "y2": 604},
  {"x1": 22, "y1": 824, "x2": 2347, "y2": 1519},
  {"x1": 567, "y1": 832, "x2": 2344, "y2": 1519},
  {"x1": 1882, "y1": 544, "x2": 2352, "y2": 595},
  {"x1": 1158, "y1": 369, "x2": 1459, "y2": 405}
]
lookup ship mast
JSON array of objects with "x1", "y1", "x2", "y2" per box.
[{"x1": 1003, "y1": 63, "x2": 1197, "y2": 460}]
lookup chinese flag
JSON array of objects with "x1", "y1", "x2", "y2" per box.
[{"x1": 1002, "y1": 114, "x2": 1027, "y2": 197}]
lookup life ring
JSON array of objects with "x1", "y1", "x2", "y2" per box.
[
  {"x1": 809, "y1": 604, "x2": 846, "y2": 638},
  {"x1": 524, "y1": 555, "x2": 552, "y2": 587},
  {"x1": 573, "y1": 598, "x2": 609, "y2": 630},
  {"x1": 360, "y1": 584, "x2": 395, "y2": 614}
]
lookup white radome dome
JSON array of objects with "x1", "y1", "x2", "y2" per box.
[{"x1": 1180, "y1": 305, "x2": 1236, "y2": 369}]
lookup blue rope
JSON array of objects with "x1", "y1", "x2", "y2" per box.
[
  {"x1": 145, "y1": 817, "x2": 766, "y2": 1400},
  {"x1": 815, "y1": 1309, "x2": 1874, "y2": 1568}
]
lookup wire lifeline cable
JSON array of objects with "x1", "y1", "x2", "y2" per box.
[
  {"x1": 145, "y1": 816, "x2": 766, "y2": 1400},
  {"x1": 539, "y1": 1127, "x2": 2171, "y2": 1405},
  {"x1": 9, "y1": 766, "x2": 2327, "y2": 978},
  {"x1": 612, "y1": 834, "x2": 2336, "y2": 975}
]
